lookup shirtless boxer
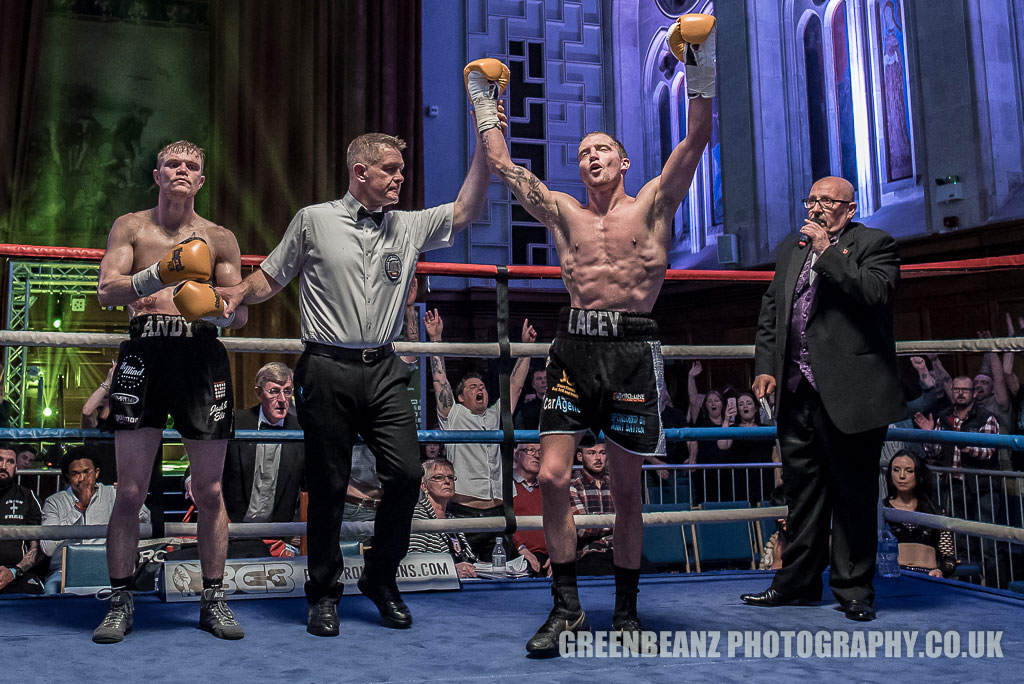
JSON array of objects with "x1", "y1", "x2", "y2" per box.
[
  {"x1": 92, "y1": 140, "x2": 248, "y2": 643},
  {"x1": 465, "y1": 14, "x2": 716, "y2": 654}
]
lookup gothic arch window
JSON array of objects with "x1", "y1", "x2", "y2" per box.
[
  {"x1": 875, "y1": 0, "x2": 913, "y2": 182},
  {"x1": 641, "y1": 2, "x2": 717, "y2": 258},
  {"x1": 803, "y1": 14, "x2": 832, "y2": 181},
  {"x1": 788, "y1": 0, "x2": 919, "y2": 216}
]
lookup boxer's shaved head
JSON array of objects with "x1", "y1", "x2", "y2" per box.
[{"x1": 348, "y1": 133, "x2": 407, "y2": 170}]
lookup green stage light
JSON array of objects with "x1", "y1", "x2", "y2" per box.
[
  {"x1": 42, "y1": 407, "x2": 53, "y2": 418},
  {"x1": 52, "y1": 318, "x2": 62, "y2": 329}
]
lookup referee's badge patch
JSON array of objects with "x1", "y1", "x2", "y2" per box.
[{"x1": 382, "y1": 253, "x2": 403, "y2": 283}]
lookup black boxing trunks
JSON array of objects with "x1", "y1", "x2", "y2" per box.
[
  {"x1": 539, "y1": 307, "x2": 665, "y2": 456},
  {"x1": 108, "y1": 314, "x2": 234, "y2": 440}
]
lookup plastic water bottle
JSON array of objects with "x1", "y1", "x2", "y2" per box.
[
  {"x1": 877, "y1": 525, "x2": 900, "y2": 578},
  {"x1": 491, "y1": 537, "x2": 506, "y2": 576}
]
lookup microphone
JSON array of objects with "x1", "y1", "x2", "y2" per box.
[{"x1": 799, "y1": 216, "x2": 825, "y2": 248}]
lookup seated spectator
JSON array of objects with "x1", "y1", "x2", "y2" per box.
[
  {"x1": 15, "y1": 444, "x2": 38, "y2": 470},
  {"x1": 40, "y1": 445, "x2": 150, "y2": 594},
  {"x1": 0, "y1": 443, "x2": 44, "y2": 594},
  {"x1": 882, "y1": 450, "x2": 955, "y2": 578},
  {"x1": 420, "y1": 442, "x2": 445, "y2": 461},
  {"x1": 187, "y1": 362, "x2": 306, "y2": 555},
  {"x1": 407, "y1": 458, "x2": 477, "y2": 578},
  {"x1": 425, "y1": 308, "x2": 533, "y2": 560},
  {"x1": 512, "y1": 442, "x2": 549, "y2": 576},
  {"x1": 222, "y1": 362, "x2": 305, "y2": 523},
  {"x1": 514, "y1": 367, "x2": 547, "y2": 430},
  {"x1": 570, "y1": 435, "x2": 655, "y2": 576},
  {"x1": 81, "y1": 360, "x2": 118, "y2": 485},
  {"x1": 343, "y1": 444, "x2": 381, "y2": 544},
  {"x1": 570, "y1": 435, "x2": 614, "y2": 575}
]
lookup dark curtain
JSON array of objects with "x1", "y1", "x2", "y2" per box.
[
  {"x1": 0, "y1": 0, "x2": 45, "y2": 239},
  {"x1": 209, "y1": 0, "x2": 423, "y2": 394}
]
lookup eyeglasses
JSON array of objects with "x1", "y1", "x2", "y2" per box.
[
  {"x1": 951, "y1": 387, "x2": 973, "y2": 394},
  {"x1": 801, "y1": 197, "x2": 853, "y2": 210},
  {"x1": 517, "y1": 447, "x2": 540, "y2": 455},
  {"x1": 262, "y1": 387, "x2": 294, "y2": 397},
  {"x1": 428, "y1": 474, "x2": 457, "y2": 483}
]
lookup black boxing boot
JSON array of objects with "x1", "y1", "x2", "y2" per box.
[
  {"x1": 526, "y1": 562, "x2": 589, "y2": 657},
  {"x1": 611, "y1": 566, "x2": 657, "y2": 655}
]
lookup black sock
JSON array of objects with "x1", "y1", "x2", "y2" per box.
[
  {"x1": 202, "y1": 577, "x2": 223, "y2": 590},
  {"x1": 109, "y1": 575, "x2": 133, "y2": 591},
  {"x1": 614, "y1": 565, "x2": 640, "y2": 594},
  {"x1": 551, "y1": 561, "x2": 578, "y2": 582}
]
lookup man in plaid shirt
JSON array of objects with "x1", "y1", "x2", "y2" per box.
[{"x1": 570, "y1": 435, "x2": 614, "y2": 558}]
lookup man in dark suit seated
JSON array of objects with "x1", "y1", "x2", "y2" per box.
[
  {"x1": 188, "y1": 362, "x2": 305, "y2": 557},
  {"x1": 226, "y1": 362, "x2": 305, "y2": 526}
]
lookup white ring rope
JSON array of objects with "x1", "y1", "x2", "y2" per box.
[
  {"x1": 0, "y1": 507, "x2": 790, "y2": 541},
  {"x1": 1, "y1": 329, "x2": 1023, "y2": 357},
  {"x1": 883, "y1": 507, "x2": 1024, "y2": 544}
]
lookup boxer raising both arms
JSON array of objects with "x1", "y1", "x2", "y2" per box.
[
  {"x1": 93, "y1": 140, "x2": 248, "y2": 643},
  {"x1": 466, "y1": 14, "x2": 716, "y2": 655}
]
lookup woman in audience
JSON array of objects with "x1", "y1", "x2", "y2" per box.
[
  {"x1": 883, "y1": 449, "x2": 956, "y2": 577},
  {"x1": 690, "y1": 388, "x2": 734, "y2": 504},
  {"x1": 407, "y1": 458, "x2": 478, "y2": 578},
  {"x1": 724, "y1": 391, "x2": 776, "y2": 504}
]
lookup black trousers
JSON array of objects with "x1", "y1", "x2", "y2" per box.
[
  {"x1": 773, "y1": 379, "x2": 886, "y2": 605},
  {"x1": 295, "y1": 351, "x2": 421, "y2": 603}
]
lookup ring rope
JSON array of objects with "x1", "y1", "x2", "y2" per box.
[
  {"x1": 0, "y1": 507, "x2": 790, "y2": 542},
  {"x1": 1, "y1": 329, "x2": 1023, "y2": 358},
  {"x1": 883, "y1": 508, "x2": 1024, "y2": 544},
  {"x1": 1, "y1": 426, "x2": 1021, "y2": 450},
  {"x1": 4, "y1": 243, "x2": 1022, "y2": 280}
]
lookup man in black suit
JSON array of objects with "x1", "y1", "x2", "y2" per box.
[
  {"x1": 741, "y1": 176, "x2": 905, "y2": 622},
  {"x1": 223, "y1": 362, "x2": 305, "y2": 528}
]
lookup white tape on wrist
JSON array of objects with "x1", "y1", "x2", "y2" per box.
[
  {"x1": 131, "y1": 264, "x2": 163, "y2": 298},
  {"x1": 685, "y1": 65, "x2": 716, "y2": 99},
  {"x1": 203, "y1": 309, "x2": 236, "y2": 328},
  {"x1": 472, "y1": 98, "x2": 500, "y2": 132}
]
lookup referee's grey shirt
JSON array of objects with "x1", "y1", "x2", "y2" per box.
[{"x1": 261, "y1": 192, "x2": 454, "y2": 347}]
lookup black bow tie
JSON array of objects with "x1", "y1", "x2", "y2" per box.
[
  {"x1": 259, "y1": 421, "x2": 284, "y2": 430},
  {"x1": 357, "y1": 207, "x2": 385, "y2": 226}
]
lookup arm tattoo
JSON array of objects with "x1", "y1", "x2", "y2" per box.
[
  {"x1": 512, "y1": 357, "x2": 529, "y2": 376},
  {"x1": 403, "y1": 307, "x2": 419, "y2": 342},
  {"x1": 439, "y1": 385, "x2": 455, "y2": 411},
  {"x1": 430, "y1": 355, "x2": 446, "y2": 379}
]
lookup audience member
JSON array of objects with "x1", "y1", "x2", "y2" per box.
[
  {"x1": 514, "y1": 367, "x2": 548, "y2": 430},
  {"x1": 420, "y1": 443, "x2": 445, "y2": 461},
  {"x1": 425, "y1": 308, "x2": 533, "y2": 560},
  {"x1": 512, "y1": 442, "x2": 549, "y2": 576},
  {"x1": 716, "y1": 391, "x2": 776, "y2": 504},
  {"x1": 0, "y1": 443, "x2": 44, "y2": 594},
  {"x1": 689, "y1": 387, "x2": 734, "y2": 504},
  {"x1": 81, "y1": 361, "x2": 119, "y2": 485},
  {"x1": 40, "y1": 446, "x2": 150, "y2": 593},
  {"x1": 1003, "y1": 313, "x2": 1024, "y2": 469},
  {"x1": 915, "y1": 375, "x2": 1000, "y2": 473},
  {"x1": 882, "y1": 450, "x2": 955, "y2": 578},
  {"x1": 223, "y1": 363, "x2": 304, "y2": 522},
  {"x1": 15, "y1": 444, "x2": 38, "y2": 470},
  {"x1": 407, "y1": 458, "x2": 477, "y2": 578},
  {"x1": 976, "y1": 331, "x2": 1014, "y2": 470},
  {"x1": 570, "y1": 435, "x2": 614, "y2": 575},
  {"x1": 758, "y1": 482, "x2": 787, "y2": 571},
  {"x1": 344, "y1": 444, "x2": 382, "y2": 544}
]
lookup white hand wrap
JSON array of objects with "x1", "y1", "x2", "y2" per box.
[
  {"x1": 202, "y1": 310, "x2": 236, "y2": 328},
  {"x1": 684, "y1": 25, "x2": 717, "y2": 99},
  {"x1": 131, "y1": 264, "x2": 163, "y2": 298}
]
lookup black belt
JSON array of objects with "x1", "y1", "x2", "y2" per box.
[{"x1": 304, "y1": 341, "x2": 394, "y2": 364}]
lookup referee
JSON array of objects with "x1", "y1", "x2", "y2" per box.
[{"x1": 219, "y1": 131, "x2": 491, "y2": 636}]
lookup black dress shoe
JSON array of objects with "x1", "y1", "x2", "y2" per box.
[
  {"x1": 307, "y1": 597, "x2": 340, "y2": 637},
  {"x1": 839, "y1": 600, "x2": 875, "y2": 622},
  {"x1": 357, "y1": 574, "x2": 412, "y2": 629},
  {"x1": 740, "y1": 587, "x2": 817, "y2": 607}
]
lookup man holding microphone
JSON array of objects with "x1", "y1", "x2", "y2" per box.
[{"x1": 741, "y1": 176, "x2": 905, "y2": 622}]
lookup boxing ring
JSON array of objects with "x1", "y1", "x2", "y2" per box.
[{"x1": 2, "y1": 245, "x2": 1024, "y2": 681}]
